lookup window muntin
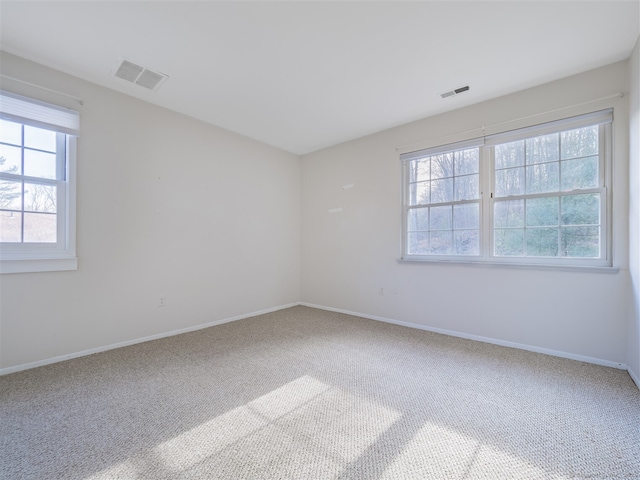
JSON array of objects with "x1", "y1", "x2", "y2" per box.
[
  {"x1": 406, "y1": 146, "x2": 480, "y2": 256},
  {"x1": 491, "y1": 124, "x2": 605, "y2": 261},
  {"x1": 492, "y1": 194, "x2": 602, "y2": 258},
  {"x1": 0, "y1": 90, "x2": 78, "y2": 273},
  {"x1": 401, "y1": 109, "x2": 612, "y2": 267},
  {"x1": 0, "y1": 119, "x2": 65, "y2": 244}
]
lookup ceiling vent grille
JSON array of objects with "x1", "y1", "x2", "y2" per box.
[
  {"x1": 114, "y1": 59, "x2": 168, "y2": 91},
  {"x1": 440, "y1": 85, "x2": 470, "y2": 99}
]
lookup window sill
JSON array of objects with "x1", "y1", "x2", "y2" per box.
[
  {"x1": 1, "y1": 256, "x2": 78, "y2": 274},
  {"x1": 398, "y1": 257, "x2": 619, "y2": 274}
]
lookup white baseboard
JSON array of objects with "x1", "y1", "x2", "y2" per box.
[
  {"x1": 4, "y1": 301, "x2": 635, "y2": 389},
  {"x1": 628, "y1": 366, "x2": 640, "y2": 390},
  {"x1": 300, "y1": 302, "x2": 628, "y2": 371},
  {"x1": 0, "y1": 302, "x2": 300, "y2": 376}
]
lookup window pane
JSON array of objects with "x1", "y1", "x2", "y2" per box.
[
  {"x1": 526, "y1": 197, "x2": 558, "y2": 226},
  {"x1": 561, "y1": 226, "x2": 599, "y2": 257},
  {"x1": 0, "y1": 180, "x2": 22, "y2": 210},
  {"x1": 494, "y1": 228, "x2": 524, "y2": 256},
  {"x1": 407, "y1": 232, "x2": 429, "y2": 255},
  {"x1": 494, "y1": 200, "x2": 524, "y2": 228},
  {"x1": 495, "y1": 167, "x2": 524, "y2": 197},
  {"x1": 430, "y1": 230, "x2": 452, "y2": 254},
  {"x1": 24, "y1": 125, "x2": 57, "y2": 152},
  {"x1": 526, "y1": 163, "x2": 559, "y2": 194},
  {"x1": 0, "y1": 211, "x2": 21, "y2": 242},
  {"x1": 409, "y1": 159, "x2": 430, "y2": 183},
  {"x1": 561, "y1": 194, "x2": 599, "y2": 225},
  {"x1": 526, "y1": 228, "x2": 559, "y2": 257},
  {"x1": 24, "y1": 212, "x2": 57, "y2": 242},
  {"x1": 24, "y1": 183, "x2": 57, "y2": 213},
  {"x1": 454, "y1": 230, "x2": 479, "y2": 255},
  {"x1": 495, "y1": 141, "x2": 524, "y2": 169},
  {"x1": 0, "y1": 144, "x2": 22, "y2": 175},
  {"x1": 431, "y1": 153, "x2": 453, "y2": 179},
  {"x1": 561, "y1": 156, "x2": 598, "y2": 191},
  {"x1": 409, "y1": 181, "x2": 429, "y2": 206},
  {"x1": 454, "y1": 174, "x2": 479, "y2": 201},
  {"x1": 431, "y1": 178, "x2": 453, "y2": 203},
  {"x1": 0, "y1": 119, "x2": 22, "y2": 145},
  {"x1": 430, "y1": 205, "x2": 452, "y2": 230},
  {"x1": 561, "y1": 126, "x2": 598, "y2": 159},
  {"x1": 526, "y1": 134, "x2": 559, "y2": 164},
  {"x1": 453, "y1": 203, "x2": 479, "y2": 229},
  {"x1": 24, "y1": 150, "x2": 57, "y2": 179},
  {"x1": 454, "y1": 149, "x2": 479, "y2": 175},
  {"x1": 0, "y1": 96, "x2": 74, "y2": 254},
  {"x1": 408, "y1": 208, "x2": 428, "y2": 231},
  {"x1": 404, "y1": 112, "x2": 608, "y2": 263}
]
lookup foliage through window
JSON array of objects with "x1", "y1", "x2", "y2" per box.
[
  {"x1": 401, "y1": 109, "x2": 612, "y2": 267},
  {"x1": 406, "y1": 142, "x2": 480, "y2": 256},
  {"x1": 0, "y1": 121, "x2": 64, "y2": 243},
  {"x1": 0, "y1": 90, "x2": 78, "y2": 273}
]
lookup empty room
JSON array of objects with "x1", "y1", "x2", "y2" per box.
[{"x1": 1, "y1": 1, "x2": 639, "y2": 479}]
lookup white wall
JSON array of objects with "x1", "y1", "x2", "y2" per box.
[
  {"x1": 628, "y1": 36, "x2": 640, "y2": 385},
  {"x1": 0, "y1": 52, "x2": 301, "y2": 371},
  {"x1": 1, "y1": 50, "x2": 636, "y2": 376},
  {"x1": 301, "y1": 61, "x2": 631, "y2": 367}
]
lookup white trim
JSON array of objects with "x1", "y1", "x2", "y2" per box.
[
  {"x1": 4, "y1": 301, "x2": 634, "y2": 389},
  {"x1": 0, "y1": 74, "x2": 83, "y2": 105},
  {"x1": 484, "y1": 108, "x2": 613, "y2": 146},
  {"x1": 400, "y1": 137, "x2": 483, "y2": 162},
  {"x1": 0, "y1": 256, "x2": 77, "y2": 274},
  {"x1": 628, "y1": 366, "x2": 640, "y2": 390},
  {"x1": 400, "y1": 109, "x2": 611, "y2": 161},
  {"x1": 396, "y1": 257, "x2": 619, "y2": 273},
  {"x1": 395, "y1": 94, "x2": 622, "y2": 155},
  {"x1": 0, "y1": 302, "x2": 299, "y2": 376},
  {"x1": 300, "y1": 302, "x2": 627, "y2": 370},
  {"x1": 0, "y1": 135, "x2": 77, "y2": 274},
  {"x1": 401, "y1": 112, "x2": 614, "y2": 267}
]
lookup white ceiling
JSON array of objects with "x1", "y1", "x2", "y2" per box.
[{"x1": 1, "y1": 1, "x2": 639, "y2": 155}]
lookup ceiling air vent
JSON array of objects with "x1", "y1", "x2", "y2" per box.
[
  {"x1": 114, "y1": 59, "x2": 168, "y2": 91},
  {"x1": 441, "y1": 85, "x2": 470, "y2": 99}
]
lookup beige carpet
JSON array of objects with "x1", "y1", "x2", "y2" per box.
[{"x1": 1, "y1": 306, "x2": 639, "y2": 480}]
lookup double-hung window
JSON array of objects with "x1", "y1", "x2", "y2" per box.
[
  {"x1": 0, "y1": 91, "x2": 78, "y2": 274},
  {"x1": 401, "y1": 109, "x2": 613, "y2": 268},
  {"x1": 404, "y1": 139, "x2": 482, "y2": 257}
]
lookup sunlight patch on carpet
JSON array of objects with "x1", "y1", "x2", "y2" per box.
[
  {"x1": 87, "y1": 375, "x2": 402, "y2": 478},
  {"x1": 379, "y1": 422, "x2": 571, "y2": 479}
]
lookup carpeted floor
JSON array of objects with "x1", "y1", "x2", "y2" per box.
[{"x1": 1, "y1": 306, "x2": 639, "y2": 479}]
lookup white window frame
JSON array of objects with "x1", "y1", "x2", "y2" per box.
[
  {"x1": 401, "y1": 109, "x2": 613, "y2": 269},
  {"x1": 402, "y1": 138, "x2": 484, "y2": 261},
  {"x1": 0, "y1": 91, "x2": 78, "y2": 274}
]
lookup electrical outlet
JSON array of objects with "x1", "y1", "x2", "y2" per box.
[
  {"x1": 379, "y1": 287, "x2": 384, "y2": 296},
  {"x1": 159, "y1": 295, "x2": 166, "y2": 307}
]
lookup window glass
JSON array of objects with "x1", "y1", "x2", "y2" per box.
[
  {"x1": 492, "y1": 126, "x2": 603, "y2": 260},
  {"x1": 0, "y1": 144, "x2": 22, "y2": 174},
  {"x1": 0, "y1": 122, "x2": 64, "y2": 244},
  {"x1": 24, "y1": 125, "x2": 57, "y2": 152},
  {"x1": 0, "y1": 91, "x2": 78, "y2": 274},
  {"x1": 406, "y1": 146, "x2": 480, "y2": 256},
  {"x1": 402, "y1": 109, "x2": 611, "y2": 267}
]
